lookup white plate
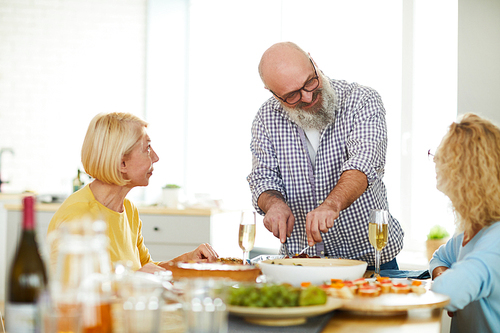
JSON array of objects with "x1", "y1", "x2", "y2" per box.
[
  {"x1": 340, "y1": 290, "x2": 450, "y2": 315},
  {"x1": 228, "y1": 297, "x2": 342, "y2": 326}
]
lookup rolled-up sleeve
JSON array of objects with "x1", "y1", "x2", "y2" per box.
[
  {"x1": 247, "y1": 114, "x2": 287, "y2": 214},
  {"x1": 342, "y1": 90, "x2": 387, "y2": 188}
]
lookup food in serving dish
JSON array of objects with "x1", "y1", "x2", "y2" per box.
[
  {"x1": 358, "y1": 284, "x2": 381, "y2": 297},
  {"x1": 258, "y1": 258, "x2": 367, "y2": 287},
  {"x1": 216, "y1": 257, "x2": 244, "y2": 264},
  {"x1": 284, "y1": 253, "x2": 321, "y2": 258},
  {"x1": 228, "y1": 283, "x2": 327, "y2": 307},
  {"x1": 391, "y1": 282, "x2": 411, "y2": 294},
  {"x1": 321, "y1": 277, "x2": 427, "y2": 299},
  {"x1": 340, "y1": 283, "x2": 449, "y2": 314},
  {"x1": 227, "y1": 297, "x2": 343, "y2": 326},
  {"x1": 410, "y1": 280, "x2": 426, "y2": 294},
  {"x1": 166, "y1": 262, "x2": 261, "y2": 282},
  {"x1": 376, "y1": 276, "x2": 393, "y2": 293}
]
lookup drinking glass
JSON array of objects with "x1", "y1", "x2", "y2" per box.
[
  {"x1": 238, "y1": 211, "x2": 256, "y2": 264},
  {"x1": 179, "y1": 278, "x2": 229, "y2": 333},
  {"x1": 46, "y1": 220, "x2": 114, "y2": 332},
  {"x1": 120, "y1": 273, "x2": 163, "y2": 333},
  {"x1": 368, "y1": 209, "x2": 389, "y2": 277}
]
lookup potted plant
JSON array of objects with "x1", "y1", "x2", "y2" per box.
[
  {"x1": 162, "y1": 184, "x2": 181, "y2": 208},
  {"x1": 426, "y1": 225, "x2": 450, "y2": 261}
]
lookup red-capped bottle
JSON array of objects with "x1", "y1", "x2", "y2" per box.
[{"x1": 6, "y1": 196, "x2": 48, "y2": 333}]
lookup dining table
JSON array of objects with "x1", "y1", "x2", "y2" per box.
[
  {"x1": 225, "y1": 269, "x2": 448, "y2": 333},
  {"x1": 322, "y1": 307, "x2": 445, "y2": 333},
  {"x1": 0, "y1": 270, "x2": 450, "y2": 333},
  {"x1": 0, "y1": 301, "x2": 446, "y2": 333}
]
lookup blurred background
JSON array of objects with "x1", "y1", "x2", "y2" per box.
[{"x1": 1, "y1": 0, "x2": 499, "y2": 265}]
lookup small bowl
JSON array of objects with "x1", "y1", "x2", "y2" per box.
[{"x1": 258, "y1": 258, "x2": 367, "y2": 287}]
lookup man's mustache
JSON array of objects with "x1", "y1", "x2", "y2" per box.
[{"x1": 296, "y1": 88, "x2": 322, "y2": 110}]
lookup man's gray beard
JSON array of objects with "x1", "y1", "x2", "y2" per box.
[{"x1": 283, "y1": 76, "x2": 337, "y2": 131}]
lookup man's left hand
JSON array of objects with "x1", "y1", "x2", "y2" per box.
[
  {"x1": 305, "y1": 170, "x2": 367, "y2": 246},
  {"x1": 306, "y1": 203, "x2": 339, "y2": 245}
]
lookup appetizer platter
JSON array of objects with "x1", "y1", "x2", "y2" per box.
[{"x1": 321, "y1": 277, "x2": 450, "y2": 315}]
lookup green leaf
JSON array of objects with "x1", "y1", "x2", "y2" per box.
[
  {"x1": 427, "y1": 225, "x2": 450, "y2": 240},
  {"x1": 163, "y1": 184, "x2": 181, "y2": 189}
]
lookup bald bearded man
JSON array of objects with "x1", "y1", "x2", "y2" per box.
[{"x1": 247, "y1": 42, "x2": 403, "y2": 269}]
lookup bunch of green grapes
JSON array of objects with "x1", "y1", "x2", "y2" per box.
[{"x1": 228, "y1": 283, "x2": 326, "y2": 307}]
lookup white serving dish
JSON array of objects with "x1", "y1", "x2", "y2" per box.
[{"x1": 258, "y1": 258, "x2": 367, "y2": 287}]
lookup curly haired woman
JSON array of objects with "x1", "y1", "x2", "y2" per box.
[{"x1": 429, "y1": 113, "x2": 500, "y2": 333}]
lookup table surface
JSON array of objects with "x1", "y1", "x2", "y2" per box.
[
  {"x1": 0, "y1": 300, "x2": 446, "y2": 333},
  {"x1": 323, "y1": 308, "x2": 444, "y2": 333},
  {"x1": 0, "y1": 271, "x2": 447, "y2": 333}
]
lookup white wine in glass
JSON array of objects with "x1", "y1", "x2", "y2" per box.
[
  {"x1": 238, "y1": 211, "x2": 256, "y2": 264},
  {"x1": 368, "y1": 209, "x2": 389, "y2": 277}
]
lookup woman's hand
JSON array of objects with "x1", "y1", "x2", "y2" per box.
[
  {"x1": 172, "y1": 243, "x2": 219, "y2": 263},
  {"x1": 138, "y1": 262, "x2": 167, "y2": 274},
  {"x1": 432, "y1": 266, "x2": 449, "y2": 280},
  {"x1": 189, "y1": 243, "x2": 219, "y2": 262}
]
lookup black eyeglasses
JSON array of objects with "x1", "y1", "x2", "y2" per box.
[{"x1": 269, "y1": 59, "x2": 320, "y2": 105}]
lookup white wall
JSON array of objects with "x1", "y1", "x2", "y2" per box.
[
  {"x1": 0, "y1": 0, "x2": 147, "y2": 197},
  {"x1": 0, "y1": 0, "x2": 147, "y2": 305},
  {"x1": 1, "y1": 0, "x2": 499, "y2": 275},
  {"x1": 458, "y1": 0, "x2": 500, "y2": 126}
]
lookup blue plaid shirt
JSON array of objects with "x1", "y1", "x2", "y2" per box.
[{"x1": 247, "y1": 78, "x2": 404, "y2": 265}]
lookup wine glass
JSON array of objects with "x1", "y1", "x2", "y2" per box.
[
  {"x1": 238, "y1": 211, "x2": 256, "y2": 264},
  {"x1": 368, "y1": 209, "x2": 389, "y2": 277}
]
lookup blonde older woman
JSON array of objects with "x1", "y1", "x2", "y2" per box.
[
  {"x1": 430, "y1": 113, "x2": 500, "y2": 333},
  {"x1": 48, "y1": 112, "x2": 218, "y2": 274}
]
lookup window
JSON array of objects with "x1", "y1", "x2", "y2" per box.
[{"x1": 145, "y1": 0, "x2": 457, "y2": 255}]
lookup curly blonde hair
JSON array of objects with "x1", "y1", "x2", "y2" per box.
[{"x1": 435, "y1": 113, "x2": 500, "y2": 236}]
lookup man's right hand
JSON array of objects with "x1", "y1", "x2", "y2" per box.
[{"x1": 258, "y1": 191, "x2": 295, "y2": 243}]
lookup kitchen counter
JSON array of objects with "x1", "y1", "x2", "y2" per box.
[
  {"x1": 3, "y1": 203, "x2": 220, "y2": 216},
  {"x1": 0, "y1": 194, "x2": 31, "y2": 307},
  {"x1": 0, "y1": 193, "x2": 32, "y2": 200}
]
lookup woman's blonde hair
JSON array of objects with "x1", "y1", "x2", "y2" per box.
[
  {"x1": 435, "y1": 113, "x2": 500, "y2": 235},
  {"x1": 81, "y1": 112, "x2": 148, "y2": 186}
]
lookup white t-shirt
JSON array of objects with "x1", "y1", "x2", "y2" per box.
[{"x1": 304, "y1": 129, "x2": 321, "y2": 167}]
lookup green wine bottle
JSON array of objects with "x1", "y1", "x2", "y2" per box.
[
  {"x1": 6, "y1": 196, "x2": 48, "y2": 333},
  {"x1": 72, "y1": 169, "x2": 84, "y2": 192}
]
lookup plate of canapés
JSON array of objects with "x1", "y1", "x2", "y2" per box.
[{"x1": 322, "y1": 276, "x2": 450, "y2": 314}]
